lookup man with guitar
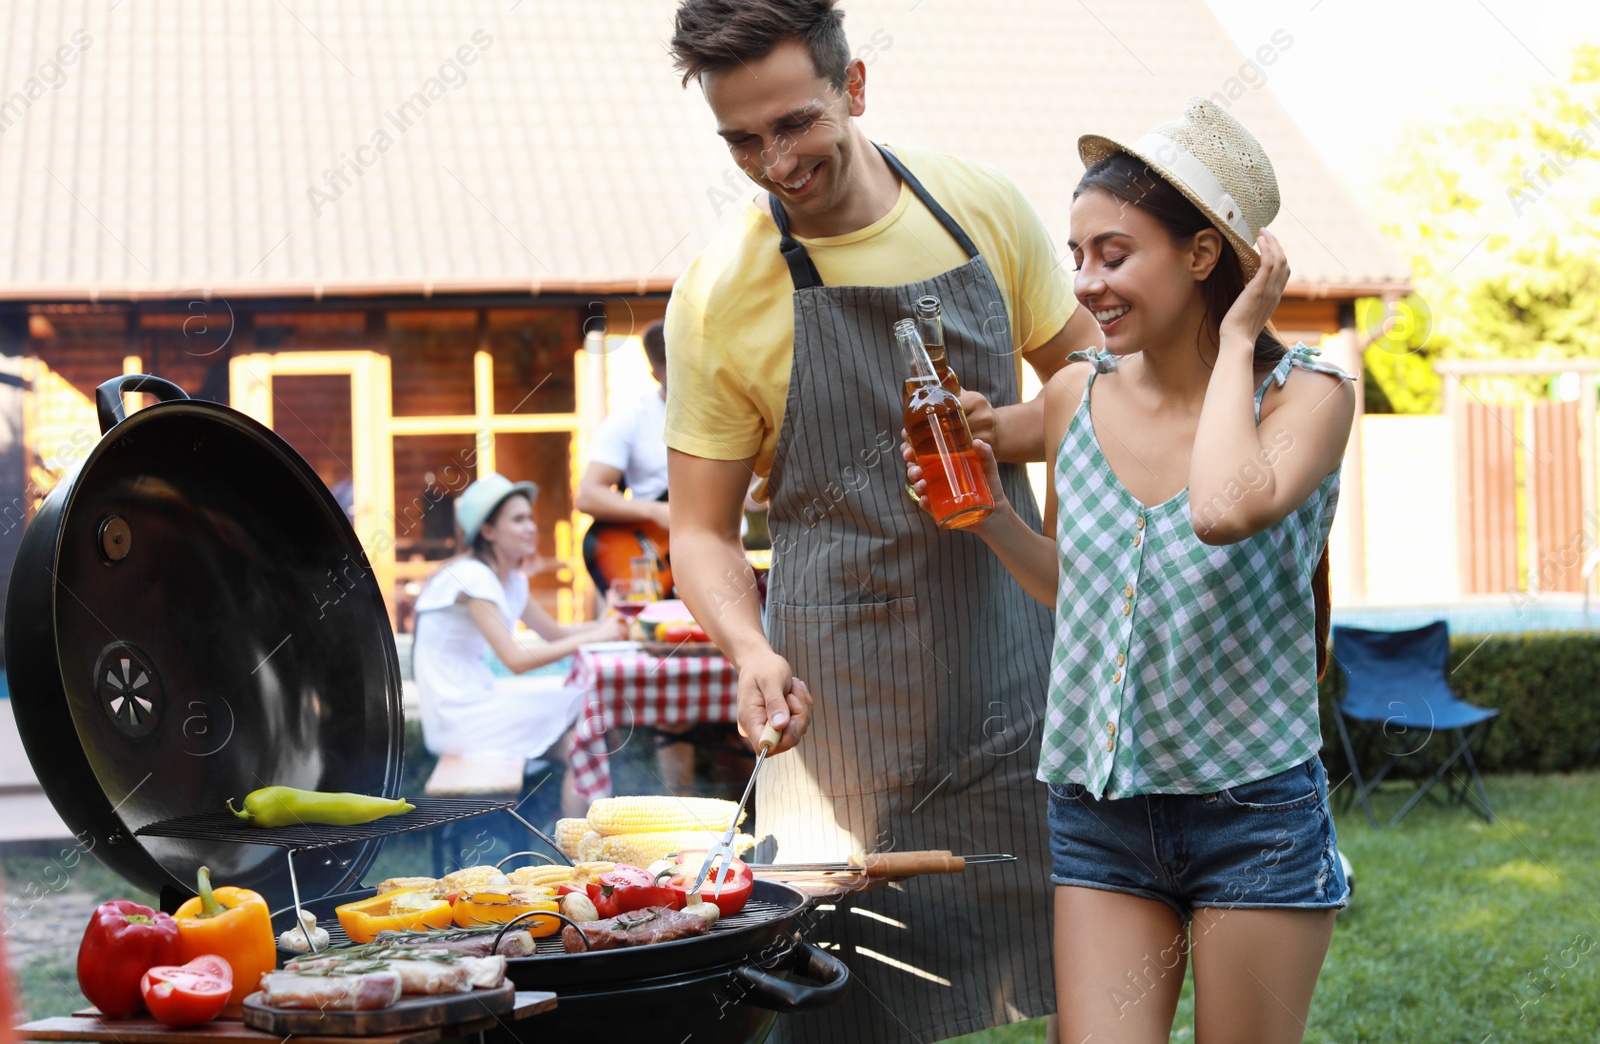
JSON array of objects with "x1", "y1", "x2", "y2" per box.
[
  {"x1": 577, "y1": 320, "x2": 673, "y2": 599},
  {"x1": 576, "y1": 320, "x2": 699, "y2": 793}
]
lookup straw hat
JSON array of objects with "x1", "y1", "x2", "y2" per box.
[
  {"x1": 455, "y1": 473, "x2": 539, "y2": 542},
  {"x1": 1078, "y1": 97, "x2": 1280, "y2": 280}
]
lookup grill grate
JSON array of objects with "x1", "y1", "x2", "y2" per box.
[
  {"x1": 136, "y1": 797, "x2": 517, "y2": 851},
  {"x1": 279, "y1": 897, "x2": 793, "y2": 961}
]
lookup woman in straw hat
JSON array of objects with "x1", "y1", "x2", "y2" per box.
[
  {"x1": 906, "y1": 98, "x2": 1355, "y2": 1041},
  {"x1": 413, "y1": 474, "x2": 626, "y2": 817}
]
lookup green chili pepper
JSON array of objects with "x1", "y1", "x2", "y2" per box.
[{"x1": 226, "y1": 786, "x2": 414, "y2": 828}]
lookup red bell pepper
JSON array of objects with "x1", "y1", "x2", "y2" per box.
[
  {"x1": 76, "y1": 900, "x2": 182, "y2": 1018},
  {"x1": 587, "y1": 865, "x2": 682, "y2": 918},
  {"x1": 669, "y1": 851, "x2": 753, "y2": 916}
]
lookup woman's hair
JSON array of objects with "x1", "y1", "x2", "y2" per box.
[
  {"x1": 669, "y1": 0, "x2": 850, "y2": 88},
  {"x1": 470, "y1": 489, "x2": 536, "y2": 570},
  {"x1": 1077, "y1": 151, "x2": 1330, "y2": 677},
  {"x1": 1074, "y1": 151, "x2": 1287, "y2": 371}
]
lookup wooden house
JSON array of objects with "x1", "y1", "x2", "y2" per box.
[{"x1": 0, "y1": 0, "x2": 1409, "y2": 625}]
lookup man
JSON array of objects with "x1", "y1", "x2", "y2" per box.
[
  {"x1": 577, "y1": 319, "x2": 672, "y2": 596},
  {"x1": 663, "y1": 2, "x2": 1100, "y2": 1041},
  {"x1": 576, "y1": 320, "x2": 702, "y2": 791}
]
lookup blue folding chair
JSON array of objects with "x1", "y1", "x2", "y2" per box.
[{"x1": 1330, "y1": 622, "x2": 1499, "y2": 826}]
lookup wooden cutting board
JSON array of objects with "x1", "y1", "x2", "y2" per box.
[
  {"x1": 241, "y1": 982, "x2": 521, "y2": 1036},
  {"x1": 17, "y1": 990, "x2": 555, "y2": 1044}
]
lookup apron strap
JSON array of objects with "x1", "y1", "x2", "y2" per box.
[
  {"x1": 768, "y1": 143, "x2": 981, "y2": 291},
  {"x1": 769, "y1": 191, "x2": 826, "y2": 291}
]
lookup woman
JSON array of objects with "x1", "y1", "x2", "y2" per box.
[
  {"x1": 906, "y1": 99, "x2": 1354, "y2": 1042},
  {"x1": 413, "y1": 473, "x2": 624, "y2": 817}
]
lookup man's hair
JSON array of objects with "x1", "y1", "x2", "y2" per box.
[
  {"x1": 641, "y1": 320, "x2": 666, "y2": 371},
  {"x1": 670, "y1": 0, "x2": 850, "y2": 89}
]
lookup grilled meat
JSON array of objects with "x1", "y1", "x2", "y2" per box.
[
  {"x1": 560, "y1": 906, "x2": 711, "y2": 953},
  {"x1": 258, "y1": 970, "x2": 401, "y2": 1010},
  {"x1": 372, "y1": 929, "x2": 537, "y2": 957}
]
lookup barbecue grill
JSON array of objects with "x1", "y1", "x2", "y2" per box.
[{"x1": 5, "y1": 374, "x2": 848, "y2": 1042}]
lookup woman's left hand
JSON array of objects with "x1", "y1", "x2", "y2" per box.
[
  {"x1": 1220, "y1": 229, "x2": 1290, "y2": 346},
  {"x1": 591, "y1": 615, "x2": 628, "y2": 642}
]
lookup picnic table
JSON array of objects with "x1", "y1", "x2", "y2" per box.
[{"x1": 564, "y1": 643, "x2": 740, "y2": 805}]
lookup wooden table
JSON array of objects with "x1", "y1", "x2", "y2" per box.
[{"x1": 17, "y1": 993, "x2": 557, "y2": 1044}]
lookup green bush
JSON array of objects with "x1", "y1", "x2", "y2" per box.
[{"x1": 1319, "y1": 632, "x2": 1600, "y2": 777}]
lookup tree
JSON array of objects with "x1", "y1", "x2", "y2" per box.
[{"x1": 1364, "y1": 44, "x2": 1600, "y2": 411}]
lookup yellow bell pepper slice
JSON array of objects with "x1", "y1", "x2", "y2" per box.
[
  {"x1": 335, "y1": 889, "x2": 454, "y2": 943},
  {"x1": 451, "y1": 891, "x2": 560, "y2": 936}
]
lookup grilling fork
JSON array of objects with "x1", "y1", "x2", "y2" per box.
[{"x1": 688, "y1": 723, "x2": 781, "y2": 898}]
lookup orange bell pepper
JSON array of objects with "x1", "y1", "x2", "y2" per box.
[
  {"x1": 173, "y1": 867, "x2": 276, "y2": 1005},
  {"x1": 334, "y1": 889, "x2": 454, "y2": 943},
  {"x1": 451, "y1": 890, "x2": 559, "y2": 936}
]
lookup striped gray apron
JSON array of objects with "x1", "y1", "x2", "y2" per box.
[{"x1": 760, "y1": 146, "x2": 1055, "y2": 1043}]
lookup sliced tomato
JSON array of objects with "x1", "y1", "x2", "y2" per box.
[
  {"x1": 179, "y1": 955, "x2": 233, "y2": 987},
  {"x1": 139, "y1": 960, "x2": 232, "y2": 1028},
  {"x1": 670, "y1": 851, "x2": 753, "y2": 916},
  {"x1": 587, "y1": 865, "x2": 681, "y2": 917}
]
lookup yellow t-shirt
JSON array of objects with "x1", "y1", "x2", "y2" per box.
[{"x1": 664, "y1": 143, "x2": 1076, "y2": 478}]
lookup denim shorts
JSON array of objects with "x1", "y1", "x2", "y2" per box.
[{"x1": 1047, "y1": 757, "x2": 1349, "y2": 922}]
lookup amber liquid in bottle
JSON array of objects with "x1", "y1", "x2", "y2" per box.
[{"x1": 896, "y1": 318, "x2": 993, "y2": 529}]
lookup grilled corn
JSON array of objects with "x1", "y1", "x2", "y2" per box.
[
  {"x1": 553, "y1": 818, "x2": 590, "y2": 857},
  {"x1": 589, "y1": 830, "x2": 757, "y2": 867},
  {"x1": 585, "y1": 796, "x2": 745, "y2": 836}
]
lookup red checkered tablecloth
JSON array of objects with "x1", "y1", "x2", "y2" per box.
[{"x1": 565, "y1": 646, "x2": 740, "y2": 804}]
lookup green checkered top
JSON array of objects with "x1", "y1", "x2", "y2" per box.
[{"x1": 1041, "y1": 344, "x2": 1353, "y2": 797}]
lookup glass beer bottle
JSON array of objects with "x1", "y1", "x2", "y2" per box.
[
  {"x1": 896, "y1": 319, "x2": 994, "y2": 529},
  {"x1": 917, "y1": 295, "x2": 961, "y2": 396}
]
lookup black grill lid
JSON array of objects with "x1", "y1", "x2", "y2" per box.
[{"x1": 5, "y1": 375, "x2": 405, "y2": 910}]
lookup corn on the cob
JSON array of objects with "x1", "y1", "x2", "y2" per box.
[
  {"x1": 506, "y1": 865, "x2": 575, "y2": 888},
  {"x1": 553, "y1": 818, "x2": 591, "y2": 858},
  {"x1": 568, "y1": 861, "x2": 615, "y2": 887},
  {"x1": 592, "y1": 831, "x2": 757, "y2": 867},
  {"x1": 584, "y1": 796, "x2": 746, "y2": 837}
]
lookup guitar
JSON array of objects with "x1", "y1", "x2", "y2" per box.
[{"x1": 586, "y1": 519, "x2": 672, "y2": 595}]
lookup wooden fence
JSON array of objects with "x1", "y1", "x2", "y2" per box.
[{"x1": 1440, "y1": 361, "x2": 1597, "y2": 596}]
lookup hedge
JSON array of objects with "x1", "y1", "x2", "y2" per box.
[{"x1": 1319, "y1": 631, "x2": 1600, "y2": 777}]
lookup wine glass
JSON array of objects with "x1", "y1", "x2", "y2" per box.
[{"x1": 608, "y1": 577, "x2": 653, "y2": 619}]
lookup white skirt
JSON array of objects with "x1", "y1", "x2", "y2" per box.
[{"x1": 420, "y1": 674, "x2": 586, "y2": 760}]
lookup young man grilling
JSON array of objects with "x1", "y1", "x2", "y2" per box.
[{"x1": 663, "y1": 1, "x2": 1100, "y2": 1040}]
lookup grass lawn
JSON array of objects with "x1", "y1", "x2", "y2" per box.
[
  {"x1": 6, "y1": 772, "x2": 1599, "y2": 1040},
  {"x1": 954, "y1": 771, "x2": 1600, "y2": 1043}
]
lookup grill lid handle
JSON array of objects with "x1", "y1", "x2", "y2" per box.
[
  {"x1": 96, "y1": 374, "x2": 191, "y2": 434},
  {"x1": 733, "y1": 937, "x2": 851, "y2": 1012}
]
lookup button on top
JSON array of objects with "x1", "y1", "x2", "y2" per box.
[
  {"x1": 1135, "y1": 517, "x2": 1145, "y2": 530},
  {"x1": 1116, "y1": 653, "x2": 1126, "y2": 666},
  {"x1": 1123, "y1": 584, "x2": 1134, "y2": 598},
  {"x1": 1106, "y1": 722, "x2": 1117, "y2": 735}
]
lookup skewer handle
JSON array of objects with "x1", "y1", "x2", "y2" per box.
[
  {"x1": 859, "y1": 850, "x2": 967, "y2": 876},
  {"x1": 758, "y1": 724, "x2": 782, "y2": 754}
]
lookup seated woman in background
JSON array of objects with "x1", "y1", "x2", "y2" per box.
[{"x1": 413, "y1": 473, "x2": 625, "y2": 818}]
